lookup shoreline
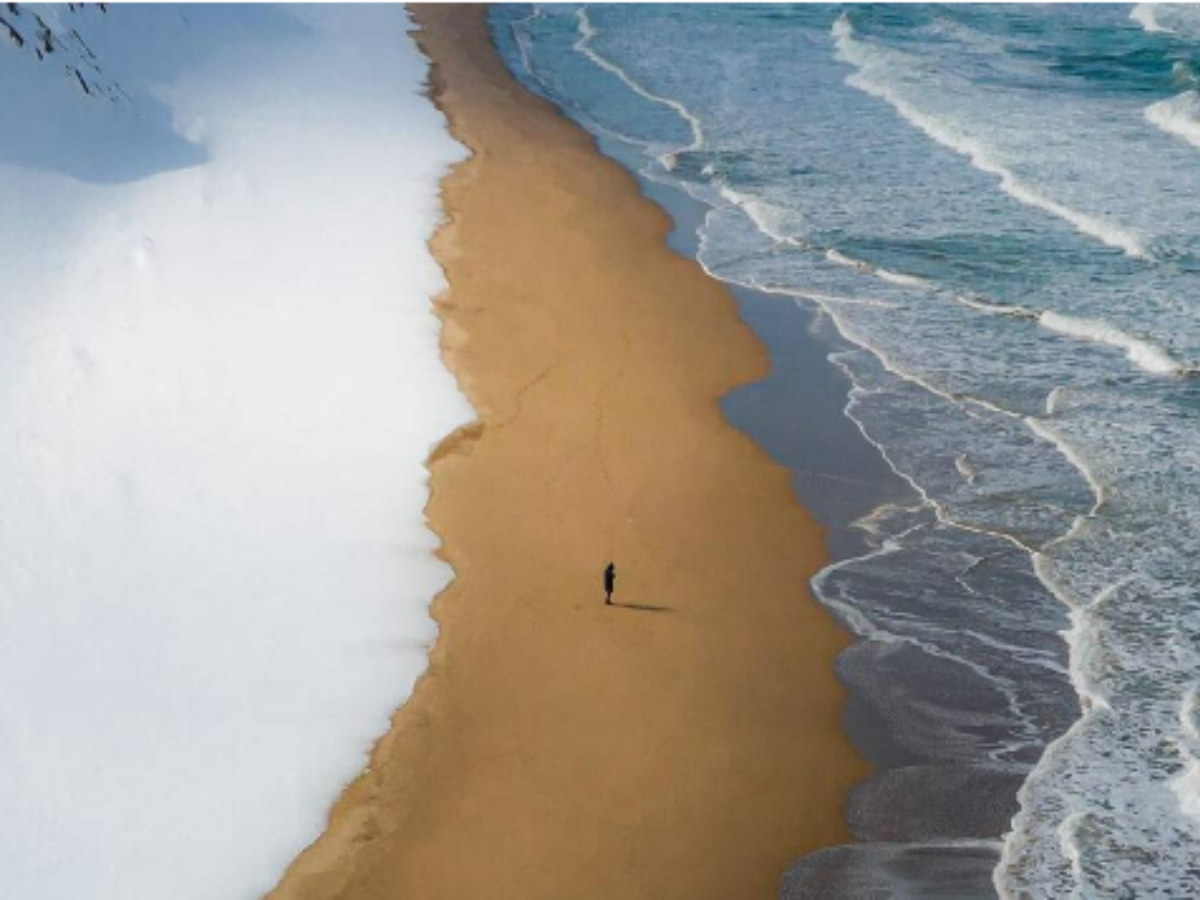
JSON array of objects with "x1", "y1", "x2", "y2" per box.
[
  {"x1": 268, "y1": 6, "x2": 867, "y2": 898},
  {"x1": 574, "y1": 83, "x2": 1030, "y2": 898}
]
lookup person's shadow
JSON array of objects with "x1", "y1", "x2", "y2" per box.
[{"x1": 610, "y1": 601, "x2": 673, "y2": 614}]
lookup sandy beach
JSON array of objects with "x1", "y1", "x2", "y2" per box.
[{"x1": 267, "y1": 6, "x2": 867, "y2": 898}]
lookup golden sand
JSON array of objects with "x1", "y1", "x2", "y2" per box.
[{"x1": 267, "y1": 6, "x2": 867, "y2": 898}]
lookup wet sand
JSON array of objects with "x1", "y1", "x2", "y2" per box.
[{"x1": 266, "y1": 6, "x2": 868, "y2": 899}]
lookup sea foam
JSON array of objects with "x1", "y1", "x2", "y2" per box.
[
  {"x1": 1038, "y1": 311, "x2": 1189, "y2": 376},
  {"x1": 1146, "y1": 91, "x2": 1200, "y2": 152},
  {"x1": 832, "y1": 15, "x2": 1150, "y2": 260},
  {"x1": 1131, "y1": 4, "x2": 1172, "y2": 34},
  {"x1": 1173, "y1": 689, "x2": 1200, "y2": 826},
  {"x1": 826, "y1": 247, "x2": 930, "y2": 288},
  {"x1": 573, "y1": 7, "x2": 704, "y2": 165},
  {"x1": 1131, "y1": 4, "x2": 1200, "y2": 39}
]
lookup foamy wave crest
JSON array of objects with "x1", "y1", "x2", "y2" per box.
[
  {"x1": 509, "y1": 6, "x2": 544, "y2": 82},
  {"x1": 953, "y1": 294, "x2": 1038, "y2": 319},
  {"x1": 826, "y1": 247, "x2": 930, "y2": 287},
  {"x1": 1039, "y1": 311, "x2": 1190, "y2": 376},
  {"x1": 955, "y1": 453, "x2": 979, "y2": 485},
  {"x1": 1146, "y1": 91, "x2": 1200, "y2": 152},
  {"x1": 1131, "y1": 4, "x2": 1171, "y2": 34},
  {"x1": 877, "y1": 268, "x2": 928, "y2": 288},
  {"x1": 1174, "y1": 689, "x2": 1200, "y2": 826},
  {"x1": 719, "y1": 183, "x2": 807, "y2": 244},
  {"x1": 1174, "y1": 758, "x2": 1200, "y2": 825},
  {"x1": 832, "y1": 15, "x2": 1149, "y2": 260},
  {"x1": 1131, "y1": 4, "x2": 1200, "y2": 38},
  {"x1": 574, "y1": 7, "x2": 705, "y2": 165}
]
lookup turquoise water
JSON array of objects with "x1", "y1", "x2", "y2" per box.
[{"x1": 494, "y1": 5, "x2": 1200, "y2": 896}]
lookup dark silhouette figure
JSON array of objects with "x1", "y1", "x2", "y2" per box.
[{"x1": 604, "y1": 562, "x2": 616, "y2": 605}]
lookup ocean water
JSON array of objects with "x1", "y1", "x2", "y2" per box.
[{"x1": 494, "y1": 4, "x2": 1200, "y2": 897}]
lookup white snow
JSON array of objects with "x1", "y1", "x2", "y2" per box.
[{"x1": 0, "y1": 5, "x2": 470, "y2": 898}]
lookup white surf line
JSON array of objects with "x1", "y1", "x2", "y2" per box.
[
  {"x1": 573, "y1": 6, "x2": 705, "y2": 167},
  {"x1": 825, "y1": 247, "x2": 931, "y2": 288},
  {"x1": 996, "y1": 594, "x2": 1119, "y2": 898},
  {"x1": 508, "y1": 4, "x2": 544, "y2": 82},
  {"x1": 994, "y1": 415, "x2": 1115, "y2": 897},
  {"x1": 951, "y1": 293, "x2": 1038, "y2": 320},
  {"x1": 1039, "y1": 310, "x2": 1193, "y2": 377},
  {"x1": 1146, "y1": 89, "x2": 1200, "y2": 153},
  {"x1": 1172, "y1": 688, "x2": 1200, "y2": 827},
  {"x1": 750, "y1": 210, "x2": 1189, "y2": 383},
  {"x1": 763, "y1": 282, "x2": 1028, "y2": 424},
  {"x1": 1142, "y1": 58, "x2": 1200, "y2": 153},
  {"x1": 716, "y1": 183, "x2": 810, "y2": 248},
  {"x1": 506, "y1": 9, "x2": 662, "y2": 156},
  {"x1": 829, "y1": 383, "x2": 1079, "y2": 767},
  {"x1": 705, "y1": 223, "x2": 1078, "y2": 763},
  {"x1": 812, "y1": 468, "x2": 1050, "y2": 762},
  {"x1": 754, "y1": 291, "x2": 1047, "y2": 560},
  {"x1": 704, "y1": 222, "x2": 1129, "y2": 730},
  {"x1": 831, "y1": 14, "x2": 1150, "y2": 261},
  {"x1": 751, "y1": 279, "x2": 1098, "y2": 762},
  {"x1": 950, "y1": 293, "x2": 1192, "y2": 379},
  {"x1": 723, "y1": 189, "x2": 1190, "y2": 387},
  {"x1": 826, "y1": 246, "x2": 1191, "y2": 380},
  {"x1": 1045, "y1": 386, "x2": 1067, "y2": 416},
  {"x1": 1131, "y1": 3, "x2": 1173, "y2": 35},
  {"x1": 696, "y1": 255, "x2": 1066, "y2": 613},
  {"x1": 772, "y1": 285, "x2": 898, "y2": 311}
]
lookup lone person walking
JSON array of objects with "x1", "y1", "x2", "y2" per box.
[{"x1": 604, "y1": 562, "x2": 616, "y2": 606}]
